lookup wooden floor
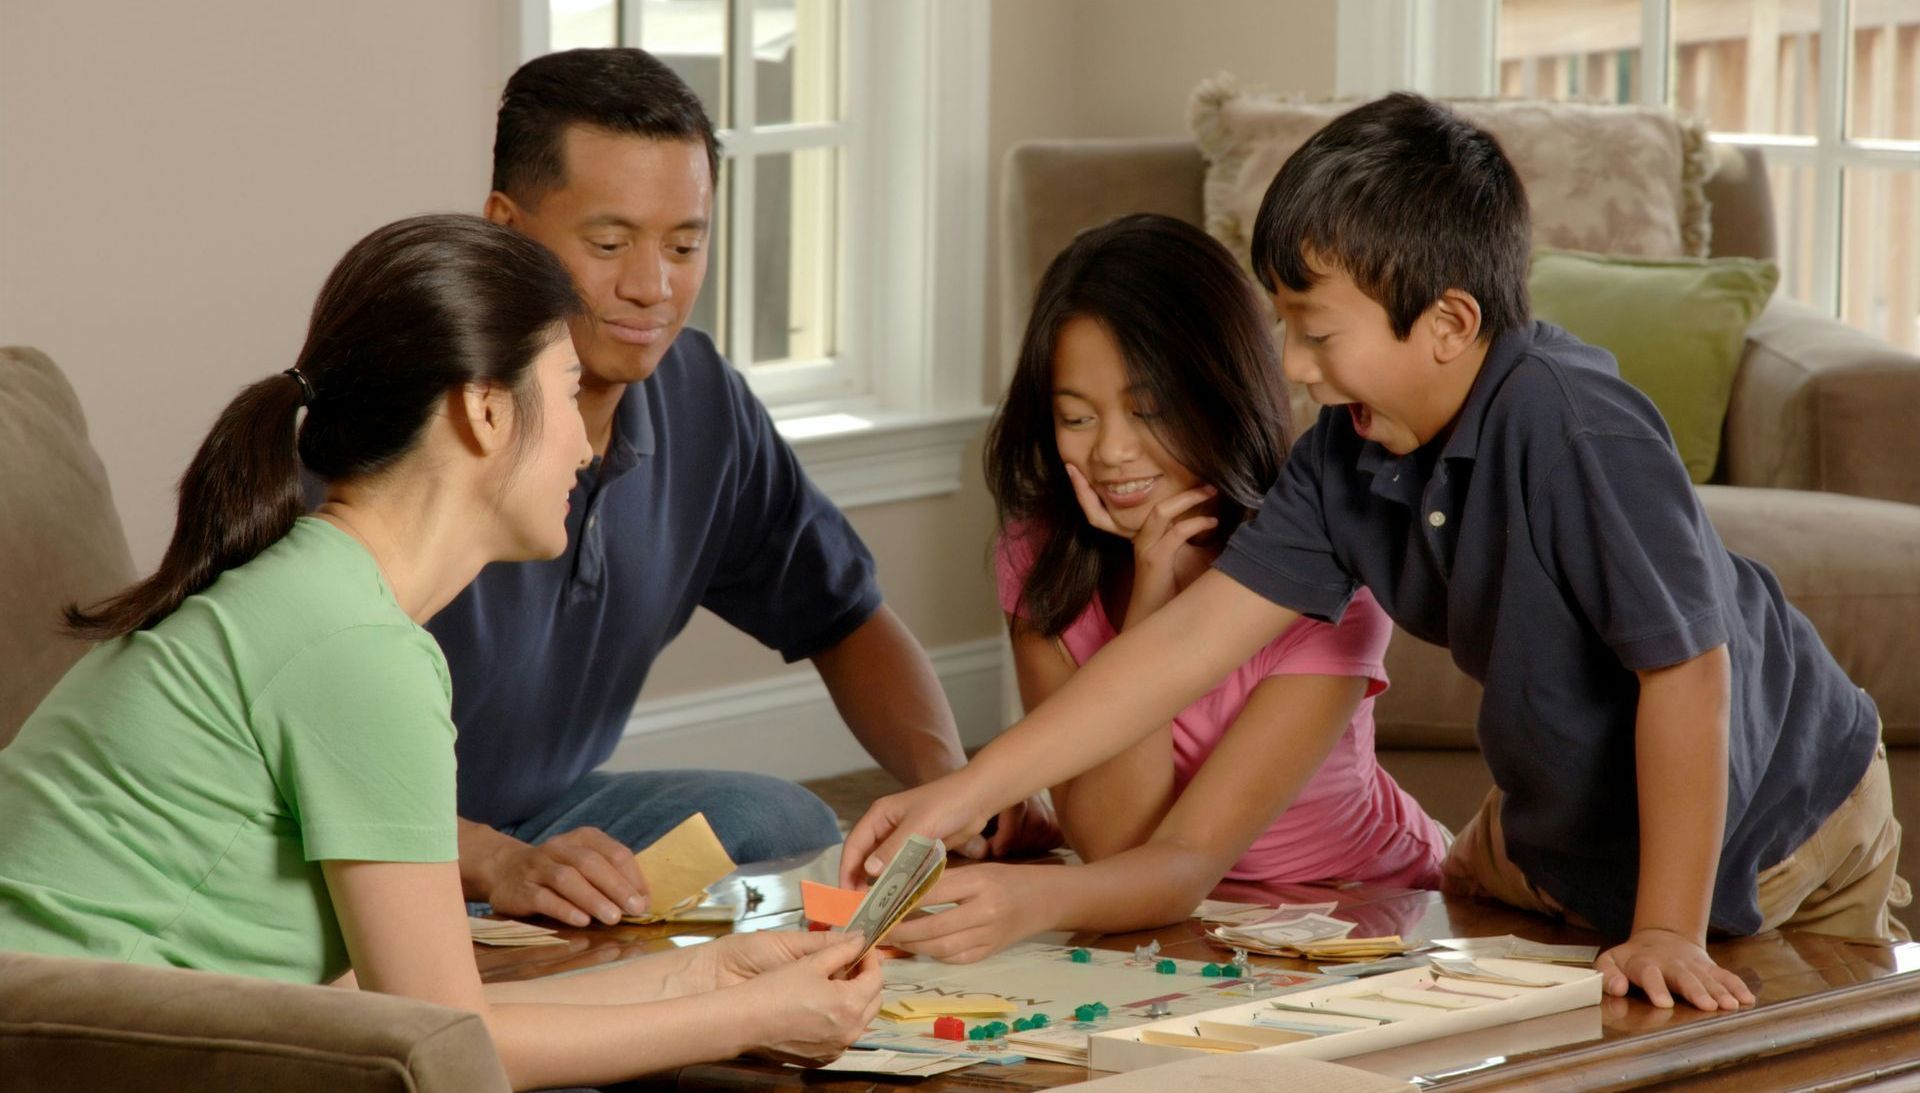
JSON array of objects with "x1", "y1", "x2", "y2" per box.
[{"x1": 800, "y1": 766, "x2": 905, "y2": 829}]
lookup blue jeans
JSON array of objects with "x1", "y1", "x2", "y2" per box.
[{"x1": 498, "y1": 768, "x2": 841, "y2": 870}]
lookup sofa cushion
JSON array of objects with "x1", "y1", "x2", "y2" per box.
[
  {"x1": 1189, "y1": 78, "x2": 1715, "y2": 277},
  {"x1": 0, "y1": 951, "x2": 509, "y2": 1093},
  {"x1": 0, "y1": 347, "x2": 136, "y2": 745},
  {"x1": 1530, "y1": 247, "x2": 1780, "y2": 483}
]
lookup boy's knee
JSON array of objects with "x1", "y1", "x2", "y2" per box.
[{"x1": 707, "y1": 776, "x2": 841, "y2": 863}]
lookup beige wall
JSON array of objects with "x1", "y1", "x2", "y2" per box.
[
  {"x1": 0, "y1": 0, "x2": 1338, "y2": 713},
  {"x1": 985, "y1": 0, "x2": 1339, "y2": 392}
]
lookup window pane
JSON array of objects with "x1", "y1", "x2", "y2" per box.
[
  {"x1": 550, "y1": 0, "x2": 617, "y2": 51},
  {"x1": 1672, "y1": 0, "x2": 1821, "y2": 135},
  {"x1": 1841, "y1": 168, "x2": 1920, "y2": 352},
  {"x1": 754, "y1": 0, "x2": 840, "y2": 126},
  {"x1": 639, "y1": 0, "x2": 729, "y2": 127},
  {"x1": 690, "y1": 157, "x2": 729, "y2": 354},
  {"x1": 750, "y1": 147, "x2": 839, "y2": 364},
  {"x1": 1498, "y1": 0, "x2": 1640, "y2": 103},
  {"x1": 1848, "y1": 9, "x2": 1920, "y2": 140},
  {"x1": 1766, "y1": 162, "x2": 1820, "y2": 305}
]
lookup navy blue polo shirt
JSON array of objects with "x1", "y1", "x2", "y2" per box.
[
  {"x1": 428, "y1": 330, "x2": 881, "y2": 828},
  {"x1": 1217, "y1": 320, "x2": 1878, "y2": 938}
]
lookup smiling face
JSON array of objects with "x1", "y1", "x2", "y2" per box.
[
  {"x1": 489, "y1": 126, "x2": 712, "y2": 387},
  {"x1": 1274, "y1": 253, "x2": 1466, "y2": 453},
  {"x1": 499, "y1": 328, "x2": 592, "y2": 559},
  {"x1": 1050, "y1": 315, "x2": 1204, "y2": 535}
]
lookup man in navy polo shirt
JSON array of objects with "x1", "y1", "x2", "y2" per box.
[{"x1": 433, "y1": 48, "x2": 1055, "y2": 928}]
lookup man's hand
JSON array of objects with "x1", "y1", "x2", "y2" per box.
[
  {"x1": 885, "y1": 864, "x2": 1050, "y2": 964},
  {"x1": 472, "y1": 826, "x2": 649, "y2": 927},
  {"x1": 1595, "y1": 927, "x2": 1755, "y2": 1010}
]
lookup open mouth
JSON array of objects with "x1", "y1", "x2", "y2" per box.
[
  {"x1": 1348, "y1": 403, "x2": 1374, "y2": 438},
  {"x1": 1099, "y1": 476, "x2": 1160, "y2": 508}
]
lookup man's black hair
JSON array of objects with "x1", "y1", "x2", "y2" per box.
[
  {"x1": 1251, "y1": 93, "x2": 1531, "y2": 341},
  {"x1": 493, "y1": 48, "x2": 720, "y2": 204}
]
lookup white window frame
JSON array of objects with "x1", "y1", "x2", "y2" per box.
[
  {"x1": 1342, "y1": 0, "x2": 1920, "y2": 329},
  {"x1": 507, "y1": 0, "x2": 992, "y2": 508}
]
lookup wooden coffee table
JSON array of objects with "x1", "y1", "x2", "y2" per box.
[{"x1": 478, "y1": 850, "x2": 1920, "y2": 1090}]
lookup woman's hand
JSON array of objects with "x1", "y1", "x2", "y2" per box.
[
  {"x1": 732, "y1": 934, "x2": 886, "y2": 1065},
  {"x1": 884, "y1": 864, "x2": 1051, "y2": 964},
  {"x1": 1064, "y1": 465, "x2": 1216, "y2": 623},
  {"x1": 698, "y1": 929, "x2": 854, "y2": 990}
]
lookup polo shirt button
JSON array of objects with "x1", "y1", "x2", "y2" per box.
[{"x1": 1428, "y1": 511, "x2": 1446, "y2": 528}]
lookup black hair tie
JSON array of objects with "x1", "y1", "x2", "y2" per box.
[{"x1": 282, "y1": 367, "x2": 315, "y2": 406}]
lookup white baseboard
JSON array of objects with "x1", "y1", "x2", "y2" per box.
[{"x1": 602, "y1": 638, "x2": 1006, "y2": 782}]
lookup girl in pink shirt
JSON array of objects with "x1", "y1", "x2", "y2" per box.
[{"x1": 888, "y1": 214, "x2": 1446, "y2": 963}]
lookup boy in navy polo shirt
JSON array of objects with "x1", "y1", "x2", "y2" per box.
[{"x1": 844, "y1": 93, "x2": 1907, "y2": 1011}]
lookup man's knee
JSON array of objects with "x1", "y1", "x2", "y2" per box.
[{"x1": 703, "y1": 774, "x2": 842, "y2": 863}]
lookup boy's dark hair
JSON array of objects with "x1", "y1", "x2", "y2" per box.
[
  {"x1": 493, "y1": 48, "x2": 720, "y2": 204},
  {"x1": 66, "y1": 215, "x2": 585, "y2": 640},
  {"x1": 1251, "y1": 92, "x2": 1532, "y2": 341},
  {"x1": 986, "y1": 213, "x2": 1294, "y2": 637}
]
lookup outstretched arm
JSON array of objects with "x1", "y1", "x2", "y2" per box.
[
  {"x1": 840, "y1": 569, "x2": 1299, "y2": 885},
  {"x1": 813, "y1": 604, "x2": 1059, "y2": 857}
]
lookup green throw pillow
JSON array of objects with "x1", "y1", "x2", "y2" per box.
[{"x1": 1529, "y1": 247, "x2": 1779, "y2": 483}]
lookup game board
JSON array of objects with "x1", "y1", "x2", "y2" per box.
[{"x1": 856, "y1": 941, "x2": 1333, "y2": 1065}]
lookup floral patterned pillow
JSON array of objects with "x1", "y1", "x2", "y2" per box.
[{"x1": 1189, "y1": 76, "x2": 1714, "y2": 277}]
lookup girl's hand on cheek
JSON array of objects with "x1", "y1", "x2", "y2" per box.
[
  {"x1": 1064, "y1": 464, "x2": 1127, "y2": 538},
  {"x1": 1125, "y1": 485, "x2": 1218, "y2": 622}
]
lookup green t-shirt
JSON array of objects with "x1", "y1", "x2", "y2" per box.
[{"x1": 0, "y1": 517, "x2": 457, "y2": 983}]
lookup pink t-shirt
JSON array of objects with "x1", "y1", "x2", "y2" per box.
[{"x1": 996, "y1": 527, "x2": 1445, "y2": 889}]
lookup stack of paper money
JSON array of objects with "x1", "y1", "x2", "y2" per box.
[
  {"x1": 795, "y1": 1049, "x2": 978, "y2": 1076},
  {"x1": 841, "y1": 835, "x2": 946, "y2": 967},
  {"x1": 468, "y1": 917, "x2": 567, "y2": 947}
]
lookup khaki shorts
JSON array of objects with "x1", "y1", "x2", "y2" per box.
[{"x1": 1441, "y1": 736, "x2": 1912, "y2": 941}]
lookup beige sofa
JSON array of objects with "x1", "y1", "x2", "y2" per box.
[
  {"x1": 1002, "y1": 138, "x2": 1920, "y2": 932},
  {"x1": 0, "y1": 347, "x2": 510, "y2": 1093}
]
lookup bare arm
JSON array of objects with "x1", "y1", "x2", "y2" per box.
[
  {"x1": 888, "y1": 671, "x2": 1366, "y2": 960},
  {"x1": 1593, "y1": 645, "x2": 1754, "y2": 1011},
  {"x1": 811, "y1": 604, "x2": 968, "y2": 785},
  {"x1": 324, "y1": 860, "x2": 882, "y2": 1090},
  {"x1": 842, "y1": 569, "x2": 1299, "y2": 884}
]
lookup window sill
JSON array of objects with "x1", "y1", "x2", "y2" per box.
[{"x1": 778, "y1": 405, "x2": 995, "y2": 509}]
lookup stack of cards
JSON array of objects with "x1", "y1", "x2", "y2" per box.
[
  {"x1": 793, "y1": 1049, "x2": 978, "y2": 1076},
  {"x1": 877, "y1": 995, "x2": 1019, "y2": 1023},
  {"x1": 468, "y1": 917, "x2": 567, "y2": 947},
  {"x1": 1432, "y1": 936, "x2": 1599, "y2": 965}
]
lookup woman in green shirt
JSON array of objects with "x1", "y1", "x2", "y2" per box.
[{"x1": 0, "y1": 214, "x2": 882, "y2": 1089}]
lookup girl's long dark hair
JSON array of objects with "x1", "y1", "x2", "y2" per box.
[
  {"x1": 66, "y1": 214, "x2": 585, "y2": 640},
  {"x1": 985, "y1": 213, "x2": 1294, "y2": 637}
]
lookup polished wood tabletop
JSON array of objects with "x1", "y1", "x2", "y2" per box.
[{"x1": 478, "y1": 849, "x2": 1920, "y2": 1091}]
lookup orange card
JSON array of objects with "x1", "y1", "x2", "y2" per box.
[{"x1": 801, "y1": 879, "x2": 866, "y2": 928}]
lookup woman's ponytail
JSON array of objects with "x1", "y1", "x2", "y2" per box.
[{"x1": 65, "y1": 371, "x2": 307, "y2": 640}]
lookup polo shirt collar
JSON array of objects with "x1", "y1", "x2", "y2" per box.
[{"x1": 1436, "y1": 321, "x2": 1536, "y2": 466}]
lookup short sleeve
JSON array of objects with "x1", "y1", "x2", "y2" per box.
[
  {"x1": 1214, "y1": 432, "x2": 1360, "y2": 622},
  {"x1": 701, "y1": 369, "x2": 882, "y2": 662},
  {"x1": 1530, "y1": 430, "x2": 1728, "y2": 670},
  {"x1": 251, "y1": 625, "x2": 459, "y2": 863},
  {"x1": 993, "y1": 525, "x2": 1043, "y2": 618},
  {"x1": 1260, "y1": 586, "x2": 1393, "y2": 698}
]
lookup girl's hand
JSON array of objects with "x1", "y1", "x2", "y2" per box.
[
  {"x1": 1065, "y1": 465, "x2": 1218, "y2": 622},
  {"x1": 1595, "y1": 928, "x2": 1755, "y2": 1010},
  {"x1": 885, "y1": 864, "x2": 1050, "y2": 964},
  {"x1": 736, "y1": 934, "x2": 886, "y2": 1065}
]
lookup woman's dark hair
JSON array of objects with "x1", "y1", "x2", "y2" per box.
[
  {"x1": 985, "y1": 213, "x2": 1294, "y2": 637},
  {"x1": 1250, "y1": 92, "x2": 1532, "y2": 341},
  {"x1": 494, "y1": 47, "x2": 721, "y2": 204},
  {"x1": 66, "y1": 213, "x2": 586, "y2": 640}
]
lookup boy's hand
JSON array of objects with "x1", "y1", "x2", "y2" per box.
[
  {"x1": 1595, "y1": 927, "x2": 1755, "y2": 1010},
  {"x1": 839, "y1": 776, "x2": 993, "y2": 888}
]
